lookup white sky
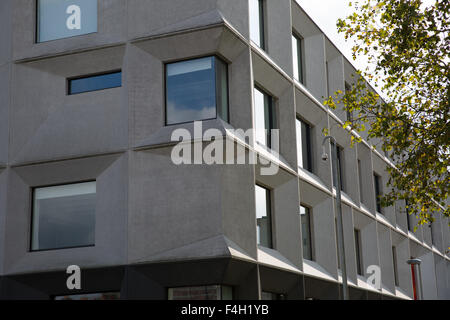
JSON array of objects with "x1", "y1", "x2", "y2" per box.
[{"x1": 295, "y1": 0, "x2": 436, "y2": 73}]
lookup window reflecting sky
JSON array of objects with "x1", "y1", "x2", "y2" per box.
[
  {"x1": 166, "y1": 57, "x2": 217, "y2": 125},
  {"x1": 69, "y1": 71, "x2": 122, "y2": 95}
]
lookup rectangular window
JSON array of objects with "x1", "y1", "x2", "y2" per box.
[
  {"x1": 54, "y1": 292, "x2": 119, "y2": 300},
  {"x1": 31, "y1": 181, "x2": 96, "y2": 251},
  {"x1": 68, "y1": 71, "x2": 122, "y2": 95},
  {"x1": 255, "y1": 184, "x2": 273, "y2": 248},
  {"x1": 392, "y1": 246, "x2": 399, "y2": 286},
  {"x1": 165, "y1": 56, "x2": 229, "y2": 125},
  {"x1": 249, "y1": 0, "x2": 265, "y2": 49},
  {"x1": 168, "y1": 285, "x2": 232, "y2": 300},
  {"x1": 335, "y1": 218, "x2": 340, "y2": 269},
  {"x1": 300, "y1": 205, "x2": 313, "y2": 260},
  {"x1": 296, "y1": 118, "x2": 312, "y2": 172},
  {"x1": 406, "y1": 199, "x2": 413, "y2": 232},
  {"x1": 254, "y1": 87, "x2": 275, "y2": 148},
  {"x1": 358, "y1": 160, "x2": 364, "y2": 203},
  {"x1": 345, "y1": 82, "x2": 353, "y2": 122},
  {"x1": 331, "y1": 142, "x2": 345, "y2": 191},
  {"x1": 292, "y1": 33, "x2": 304, "y2": 84},
  {"x1": 374, "y1": 173, "x2": 383, "y2": 213},
  {"x1": 37, "y1": 0, "x2": 98, "y2": 43},
  {"x1": 354, "y1": 229, "x2": 363, "y2": 276},
  {"x1": 261, "y1": 292, "x2": 285, "y2": 300}
]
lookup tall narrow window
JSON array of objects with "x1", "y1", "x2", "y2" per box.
[
  {"x1": 374, "y1": 173, "x2": 383, "y2": 213},
  {"x1": 292, "y1": 33, "x2": 304, "y2": 84},
  {"x1": 31, "y1": 181, "x2": 96, "y2": 251},
  {"x1": 335, "y1": 218, "x2": 340, "y2": 269},
  {"x1": 392, "y1": 246, "x2": 399, "y2": 286},
  {"x1": 166, "y1": 56, "x2": 229, "y2": 125},
  {"x1": 254, "y1": 87, "x2": 276, "y2": 148},
  {"x1": 354, "y1": 229, "x2": 363, "y2": 276},
  {"x1": 249, "y1": 0, "x2": 265, "y2": 49},
  {"x1": 255, "y1": 184, "x2": 273, "y2": 248},
  {"x1": 300, "y1": 205, "x2": 313, "y2": 260},
  {"x1": 331, "y1": 142, "x2": 345, "y2": 191},
  {"x1": 358, "y1": 160, "x2": 364, "y2": 203},
  {"x1": 406, "y1": 199, "x2": 413, "y2": 232},
  {"x1": 296, "y1": 118, "x2": 312, "y2": 172},
  {"x1": 345, "y1": 82, "x2": 353, "y2": 123}
]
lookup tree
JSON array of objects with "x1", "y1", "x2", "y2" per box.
[{"x1": 324, "y1": 0, "x2": 449, "y2": 227}]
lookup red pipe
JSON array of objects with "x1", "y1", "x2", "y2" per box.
[{"x1": 411, "y1": 264, "x2": 417, "y2": 300}]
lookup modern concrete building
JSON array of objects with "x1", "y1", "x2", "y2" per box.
[{"x1": 0, "y1": 0, "x2": 448, "y2": 300}]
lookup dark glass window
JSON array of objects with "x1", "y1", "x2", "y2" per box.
[
  {"x1": 165, "y1": 56, "x2": 229, "y2": 125},
  {"x1": 392, "y1": 246, "x2": 399, "y2": 286},
  {"x1": 261, "y1": 292, "x2": 285, "y2": 300},
  {"x1": 37, "y1": 0, "x2": 98, "y2": 43},
  {"x1": 68, "y1": 71, "x2": 122, "y2": 95},
  {"x1": 254, "y1": 87, "x2": 276, "y2": 148},
  {"x1": 292, "y1": 33, "x2": 304, "y2": 84},
  {"x1": 345, "y1": 82, "x2": 353, "y2": 122},
  {"x1": 54, "y1": 292, "x2": 119, "y2": 300},
  {"x1": 31, "y1": 181, "x2": 96, "y2": 251},
  {"x1": 250, "y1": 0, "x2": 265, "y2": 49},
  {"x1": 406, "y1": 199, "x2": 413, "y2": 231},
  {"x1": 354, "y1": 229, "x2": 363, "y2": 276},
  {"x1": 374, "y1": 173, "x2": 383, "y2": 213},
  {"x1": 358, "y1": 160, "x2": 364, "y2": 203},
  {"x1": 255, "y1": 184, "x2": 273, "y2": 248},
  {"x1": 168, "y1": 286, "x2": 233, "y2": 300},
  {"x1": 296, "y1": 118, "x2": 312, "y2": 172},
  {"x1": 331, "y1": 142, "x2": 345, "y2": 191},
  {"x1": 300, "y1": 205, "x2": 313, "y2": 260}
]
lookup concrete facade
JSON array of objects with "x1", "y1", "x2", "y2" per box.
[{"x1": 0, "y1": 0, "x2": 448, "y2": 300}]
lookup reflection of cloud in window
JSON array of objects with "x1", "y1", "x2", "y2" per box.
[{"x1": 167, "y1": 101, "x2": 216, "y2": 124}]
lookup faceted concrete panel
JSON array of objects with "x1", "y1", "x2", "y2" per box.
[
  {"x1": 128, "y1": 148, "x2": 225, "y2": 264},
  {"x1": 0, "y1": 169, "x2": 7, "y2": 275},
  {"x1": 0, "y1": 64, "x2": 10, "y2": 165},
  {"x1": 128, "y1": 0, "x2": 217, "y2": 39},
  {"x1": 0, "y1": 0, "x2": 12, "y2": 65},
  {"x1": 3, "y1": 154, "x2": 128, "y2": 274},
  {"x1": 10, "y1": 46, "x2": 127, "y2": 164},
  {"x1": 216, "y1": 0, "x2": 249, "y2": 38},
  {"x1": 12, "y1": 0, "x2": 127, "y2": 61},
  {"x1": 377, "y1": 223, "x2": 395, "y2": 294}
]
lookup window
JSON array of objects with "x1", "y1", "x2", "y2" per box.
[
  {"x1": 54, "y1": 292, "x2": 119, "y2": 300},
  {"x1": 261, "y1": 292, "x2": 285, "y2": 300},
  {"x1": 374, "y1": 173, "x2": 383, "y2": 213},
  {"x1": 165, "y1": 56, "x2": 229, "y2": 125},
  {"x1": 296, "y1": 118, "x2": 312, "y2": 172},
  {"x1": 292, "y1": 33, "x2": 304, "y2": 84},
  {"x1": 331, "y1": 142, "x2": 345, "y2": 191},
  {"x1": 31, "y1": 181, "x2": 96, "y2": 251},
  {"x1": 168, "y1": 285, "x2": 233, "y2": 300},
  {"x1": 249, "y1": 0, "x2": 265, "y2": 49},
  {"x1": 300, "y1": 205, "x2": 313, "y2": 260},
  {"x1": 255, "y1": 184, "x2": 273, "y2": 248},
  {"x1": 392, "y1": 246, "x2": 399, "y2": 286},
  {"x1": 345, "y1": 82, "x2": 353, "y2": 122},
  {"x1": 335, "y1": 218, "x2": 340, "y2": 269},
  {"x1": 254, "y1": 87, "x2": 276, "y2": 148},
  {"x1": 406, "y1": 199, "x2": 413, "y2": 232},
  {"x1": 37, "y1": 0, "x2": 98, "y2": 43},
  {"x1": 358, "y1": 160, "x2": 364, "y2": 203},
  {"x1": 354, "y1": 229, "x2": 363, "y2": 276},
  {"x1": 68, "y1": 71, "x2": 122, "y2": 95}
]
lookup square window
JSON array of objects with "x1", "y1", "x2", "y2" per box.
[
  {"x1": 31, "y1": 181, "x2": 96, "y2": 251},
  {"x1": 37, "y1": 0, "x2": 98, "y2": 43},
  {"x1": 165, "y1": 56, "x2": 229, "y2": 125}
]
